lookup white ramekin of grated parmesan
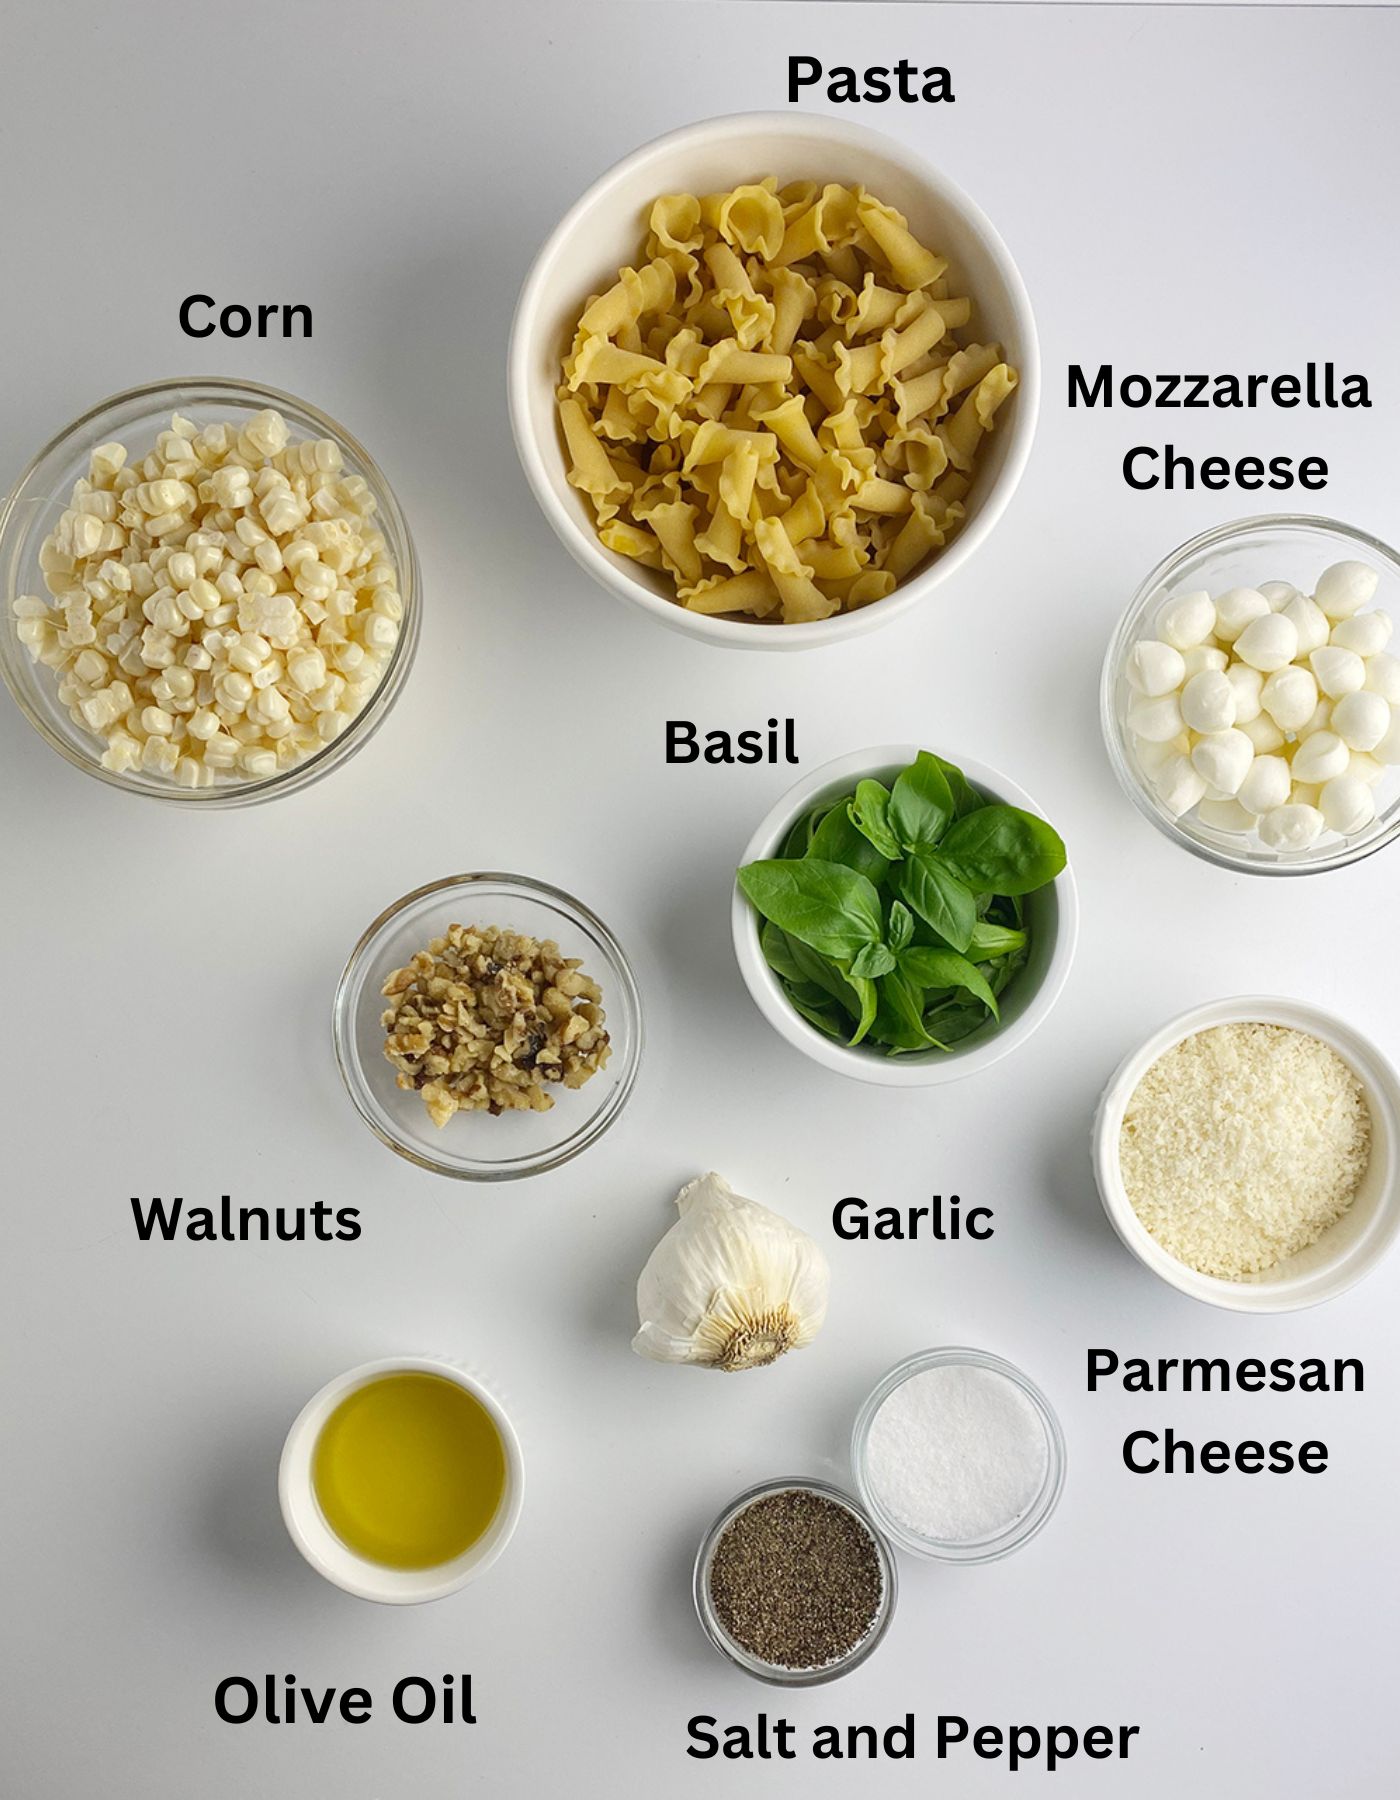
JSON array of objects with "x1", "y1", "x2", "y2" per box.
[{"x1": 1093, "y1": 996, "x2": 1400, "y2": 1312}]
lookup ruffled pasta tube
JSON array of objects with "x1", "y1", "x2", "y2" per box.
[
  {"x1": 703, "y1": 182, "x2": 785, "y2": 261},
  {"x1": 695, "y1": 341, "x2": 793, "y2": 387},
  {"x1": 648, "y1": 194, "x2": 704, "y2": 254},
  {"x1": 577, "y1": 259, "x2": 678, "y2": 339},
  {"x1": 767, "y1": 268, "x2": 816, "y2": 356},
  {"x1": 771, "y1": 184, "x2": 861, "y2": 267},
  {"x1": 635, "y1": 495, "x2": 703, "y2": 585},
  {"x1": 682, "y1": 569, "x2": 779, "y2": 616},
  {"x1": 560, "y1": 398, "x2": 630, "y2": 516},
  {"x1": 754, "y1": 394, "x2": 825, "y2": 472},
  {"x1": 936, "y1": 364, "x2": 1019, "y2": 471},
  {"x1": 880, "y1": 297, "x2": 971, "y2": 381},
  {"x1": 882, "y1": 494, "x2": 947, "y2": 581},
  {"x1": 857, "y1": 197, "x2": 947, "y2": 290}
]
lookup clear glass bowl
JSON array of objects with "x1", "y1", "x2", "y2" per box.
[
  {"x1": 332, "y1": 873, "x2": 643, "y2": 1181},
  {"x1": 0, "y1": 376, "x2": 419, "y2": 806},
  {"x1": 1102, "y1": 514, "x2": 1400, "y2": 874},
  {"x1": 852, "y1": 1347, "x2": 1066, "y2": 1564},
  {"x1": 692, "y1": 1477, "x2": 898, "y2": 1686}
]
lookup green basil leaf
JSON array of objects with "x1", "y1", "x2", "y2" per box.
[
  {"x1": 786, "y1": 935, "x2": 865, "y2": 1022},
  {"x1": 887, "y1": 900, "x2": 914, "y2": 955},
  {"x1": 848, "y1": 781, "x2": 902, "y2": 861},
  {"x1": 889, "y1": 751, "x2": 954, "y2": 851},
  {"x1": 937, "y1": 806, "x2": 1067, "y2": 897},
  {"x1": 738, "y1": 859, "x2": 884, "y2": 960},
  {"x1": 760, "y1": 921, "x2": 805, "y2": 983},
  {"x1": 896, "y1": 851, "x2": 976, "y2": 953},
  {"x1": 967, "y1": 920, "x2": 1027, "y2": 960},
  {"x1": 848, "y1": 974, "x2": 878, "y2": 1047},
  {"x1": 873, "y1": 967, "x2": 940, "y2": 1051},
  {"x1": 785, "y1": 985, "x2": 848, "y2": 1040},
  {"x1": 929, "y1": 754, "x2": 983, "y2": 820},
  {"x1": 807, "y1": 799, "x2": 891, "y2": 885},
  {"x1": 850, "y1": 941, "x2": 897, "y2": 981},
  {"x1": 922, "y1": 998, "x2": 991, "y2": 1044},
  {"x1": 899, "y1": 946, "x2": 1000, "y2": 1018}
]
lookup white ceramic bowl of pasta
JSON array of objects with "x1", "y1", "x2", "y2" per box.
[
  {"x1": 509, "y1": 112, "x2": 1039, "y2": 651},
  {"x1": 731, "y1": 745, "x2": 1077, "y2": 1083}
]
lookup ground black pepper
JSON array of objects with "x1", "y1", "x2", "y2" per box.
[{"x1": 707, "y1": 1488, "x2": 883, "y2": 1670}]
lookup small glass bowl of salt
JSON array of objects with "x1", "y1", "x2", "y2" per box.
[{"x1": 852, "y1": 1348, "x2": 1066, "y2": 1564}]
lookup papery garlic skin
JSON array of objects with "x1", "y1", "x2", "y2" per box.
[{"x1": 632, "y1": 1172, "x2": 830, "y2": 1371}]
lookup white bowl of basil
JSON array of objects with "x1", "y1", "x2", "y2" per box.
[{"x1": 733, "y1": 746, "x2": 1078, "y2": 1085}]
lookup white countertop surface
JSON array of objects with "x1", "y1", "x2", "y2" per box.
[{"x1": 2, "y1": 3, "x2": 1397, "y2": 1795}]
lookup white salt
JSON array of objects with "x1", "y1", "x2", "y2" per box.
[{"x1": 865, "y1": 1363, "x2": 1049, "y2": 1543}]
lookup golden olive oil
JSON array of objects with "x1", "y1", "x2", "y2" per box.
[{"x1": 312, "y1": 1372, "x2": 506, "y2": 1570}]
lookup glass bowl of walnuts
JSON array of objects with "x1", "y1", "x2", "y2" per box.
[{"x1": 333, "y1": 873, "x2": 644, "y2": 1180}]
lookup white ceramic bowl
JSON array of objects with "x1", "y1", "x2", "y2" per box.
[
  {"x1": 509, "y1": 112, "x2": 1038, "y2": 651},
  {"x1": 1093, "y1": 997, "x2": 1400, "y2": 1312},
  {"x1": 278, "y1": 1356, "x2": 524, "y2": 1603},
  {"x1": 732, "y1": 745, "x2": 1077, "y2": 1085}
]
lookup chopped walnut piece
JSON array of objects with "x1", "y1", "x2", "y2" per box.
[{"x1": 381, "y1": 922, "x2": 610, "y2": 1124}]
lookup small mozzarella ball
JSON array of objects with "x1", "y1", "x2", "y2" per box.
[
  {"x1": 1290, "y1": 782, "x2": 1322, "y2": 812},
  {"x1": 1259, "y1": 580, "x2": 1302, "y2": 610},
  {"x1": 1180, "y1": 644, "x2": 1229, "y2": 680},
  {"x1": 1331, "y1": 688, "x2": 1392, "y2": 752},
  {"x1": 1133, "y1": 734, "x2": 1182, "y2": 778},
  {"x1": 1259, "y1": 803, "x2": 1324, "y2": 850},
  {"x1": 1330, "y1": 610, "x2": 1393, "y2": 658},
  {"x1": 1154, "y1": 753, "x2": 1208, "y2": 818},
  {"x1": 1292, "y1": 730, "x2": 1350, "y2": 785},
  {"x1": 1212, "y1": 586, "x2": 1270, "y2": 643},
  {"x1": 1191, "y1": 729, "x2": 1254, "y2": 796},
  {"x1": 1364, "y1": 652, "x2": 1400, "y2": 705},
  {"x1": 1314, "y1": 559, "x2": 1380, "y2": 620},
  {"x1": 1156, "y1": 589, "x2": 1216, "y2": 650},
  {"x1": 1125, "y1": 638, "x2": 1186, "y2": 697},
  {"x1": 1197, "y1": 797, "x2": 1258, "y2": 832},
  {"x1": 1129, "y1": 693, "x2": 1185, "y2": 743},
  {"x1": 1237, "y1": 754, "x2": 1292, "y2": 815},
  {"x1": 1375, "y1": 713, "x2": 1400, "y2": 765},
  {"x1": 1235, "y1": 612, "x2": 1299, "y2": 673},
  {"x1": 1299, "y1": 696, "x2": 1333, "y2": 740},
  {"x1": 1240, "y1": 712, "x2": 1286, "y2": 755},
  {"x1": 1261, "y1": 665, "x2": 1319, "y2": 732},
  {"x1": 1319, "y1": 775, "x2": 1376, "y2": 836},
  {"x1": 1180, "y1": 669, "x2": 1237, "y2": 733},
  {"x1": 1281, "y1": 592, "x2": 1330, "y2": 656},
  {"x1": 1225, "y1": 663, "x2": 1263, "y2": 724},
  {"x1": 1348, "y1": 752, "x2": 1385, "y2": 786},
  {"x1": 1311, "y1": 644, "x2": 1367, "y2": 699}
]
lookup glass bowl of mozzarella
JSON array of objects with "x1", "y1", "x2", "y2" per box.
[{"x1": 1102, "y1": 515, "x2": 1400, "y2": 875}]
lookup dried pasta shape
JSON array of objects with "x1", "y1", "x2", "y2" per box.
[
  {"x1": 882, "y1": 492, "x2": 948, "y2": 581},
  {"x1": 707, "y1": 181, "x2": 786, "y2": 261},
  {"x1": 856, "y1": 196, "x2": 948, "y2": 291},
  {"x1": 936, "y1": 363, "x2": 1018, "y2": 471},
  {"x1": 559, "y1": 398, "x2": 631, "y2": 514},
  {"x1": 702, "y1": 242, "x2": 776, "y2": 350},
  {"x1": 771, "y1": 183, "x2": 862, "y2": 268},
  {"x1": 681, "y1": 569, "x2": 780, "y2": 617},
  {"x1": 599, "y1": 519, "x2": 665, "y2": 569},
  {"x1": 648, "y1": 192, "x2": 704, "y2": 255},
  {"x1": 766, "y1": 268, "x2": 816, "y2": 355},
  {"x1": 695, "y1": 499, "x2": 747, "y2": 572},
  {"x1": 753, "y1": 394, "x2": 825, "y2": 472}
]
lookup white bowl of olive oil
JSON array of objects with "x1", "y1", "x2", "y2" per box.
[{"x1": 279, "y1": 1356, "x2": 524, "y2": 1603}]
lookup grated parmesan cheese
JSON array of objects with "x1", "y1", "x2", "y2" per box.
[{"x1": 1119, "y1": 1023, "x2": 1372, "y2": 1280}]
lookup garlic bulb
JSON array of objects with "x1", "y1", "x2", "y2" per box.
[{"x1": 632, "y1": 1172, "x2": 830, "y2": 1371}]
